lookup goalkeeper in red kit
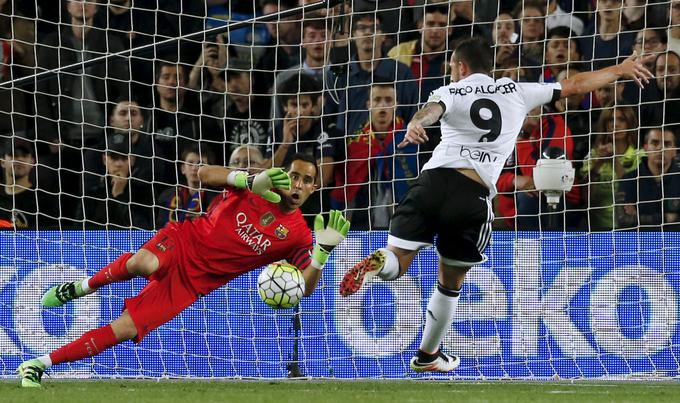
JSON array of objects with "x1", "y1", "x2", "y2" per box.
[{"x1": 17, "y1": 153, "x2": 350, "y2": 387}]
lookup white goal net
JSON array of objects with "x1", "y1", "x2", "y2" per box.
[{"x1": 1, "y1": 0, "x2": 680, "y2": 379}]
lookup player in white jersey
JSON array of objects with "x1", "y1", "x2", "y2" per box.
[{"x1": 339, "y1": 37, "x2": 653, "y2": 372}]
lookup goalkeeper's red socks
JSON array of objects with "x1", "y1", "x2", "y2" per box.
[
  {"x1": 49, "y1": 325, "x2": 119, "y2": 366},
  {"x1": 86, "y1": 252, "x2": 135, "y2": 290}
]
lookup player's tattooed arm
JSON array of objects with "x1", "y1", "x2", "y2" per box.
[
  {"x1": 398, "y1": 102, "x2": 445, "y2": 149},
  {"x1": 560, "y1": 51, "x2": 653, "y2": 97}
]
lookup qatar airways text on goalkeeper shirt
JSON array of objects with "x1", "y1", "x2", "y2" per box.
[
  {"x1": 423, "y1": 74, "x2": 562, "y2": 197},
  {"x1": 171, "y1": 188, "x2": 313, "y2": 296}
]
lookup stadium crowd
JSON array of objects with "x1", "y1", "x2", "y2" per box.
[{"x1": 1, "y1": 0, "x2": 679, "y2": 231}]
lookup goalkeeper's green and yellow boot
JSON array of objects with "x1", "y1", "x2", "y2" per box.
[
  {"x1": 17, "y1": 359, "x2": 46, "y2": 388},
  {"x1": 41, "y1": 280, "x2": 90, "y2": 307},
  {"x1": 339, "y1": 250, "x2": 386, "y2": 297}
]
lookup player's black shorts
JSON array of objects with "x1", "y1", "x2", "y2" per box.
[{"x1": 388, "y1": 168, "x2": 494, "y2": 266}]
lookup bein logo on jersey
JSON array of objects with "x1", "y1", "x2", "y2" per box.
[
  {"x1": 235, "y1": 212, "x2": 272, "y2": 255},
  {"x1": 459, "y1": 145, "x2": 500, "y2": 163}
]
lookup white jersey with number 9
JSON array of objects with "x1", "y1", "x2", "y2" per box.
[{"x1": 422, "y1": 73, "x2": 562, "y2": 197}]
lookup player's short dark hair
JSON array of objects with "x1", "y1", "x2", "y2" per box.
[
  {"x1": 370, "y1": 75, "x2": 395, "y2": 89},
  {"x1": 454, "y1": 37, "x2": 493, "y2": 75},
  {"x1": 425, "y1": 4, "x2": 450, "y2": 17},
  {"x1": 303, "y1": 19, "x2": 329, "y2": 34},
  {"x1": 180, "y1": 144, "x2": 214, "y2": 165},
  {"x1": 547, "y1": 26, "x2": 574, "y2": 40},
  {"x1": 279, "y1": 73, "x2": 322, "y2": 106},
  {"x1": 225, "y1": 69, "x2": 249, "y2": 82},
  {"x1": 154, "y1": 60, "x2": 184, "y2": 83},
  {"x1": 351, "y1": 12, "x2": 382, "y2": 32},
  {"x1": 644, "y1": 127, "x2": 677, "y2": 146},
  {"x1": 287, "y1": 153, "x2": 318, "y2": 177}
]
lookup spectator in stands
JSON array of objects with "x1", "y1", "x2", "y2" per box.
[
  {"x1": 492, "y1": 12, "x2": 519, "y2": 68},
  {"x1": 156, "y1": 145, "x2": 216, "y2": 228},
  {"x1": 595, "y1": 82, "x2": 626, "y2": 110},
  {"x1": 0, "y1": 138, "x2": 56, "y2": 229},
  {"x1": 81, "y1": 133, "x2": 153, "y2": 230},
  {"x1": 449, "y1": 0, "x2": 487, "y2": 44},
  {"x1": 273, "y1": 20, "x2": 331, "y2": 120},
  {"x1": 35, "y1": 0, "x2": 130, "y2": 224},
  {"x1": 187, "y1": 36, "x2": 228, "y2": 97},
  {"x1": 0, "y1": 4, "x2": 35, "y2": 77},
  {"x1": 496, "y1": 106, "x2": 541, "y2": 229},
  {"x1": 632, "y1": 28, "x2": 667, "y2": 71},
  {"x1": 617, "y1": 127, "x2": 680, "y2": 231},
  {"x1": 554, "y1": 67, "x2": 592, "y2": 167},
  {"x1": 277, "y1": 20, "x2": 328, "y2": 85},
  {"x1": 513, "y1": 0, "x2": 546, "y2": 68},
  {"x1": 35, "y1": 0, "x2": 129, "y2": 149},
  {"x1": 623, "y1": 0, "x2": 667, "y2": 31},
  {"x1": 580, "y1": 105, "x2": 641, "y2": 231},
  {"x1": 0, "y1": 4, "x2": 33, "y2": 136},
  {"x1": 325, "y1": 12, "x2": 418, "y2": 136},
  {"x1": 252, "y1": 0, "x2": 300, "y2": 96},
  {"x1": 83, "y1": 100, "x2": 154, "y2": 192},
  {"x1": 149, "y1": 61, "x2": 219, "y2": 188},
  {"x1": 639, "y1": 51, "x2": 680, "y2": 129},
  {"x1": 546, "y1": 0, "x2": 584, "y2": 36},
  {"x1": 388, "y1": 4, "x2": 452, "y2": 104},
  {"x1": 222, "y1": 69, "x2": 270, "y2": 163},
  {"x1": 543, "y1": 27, "x2": 582, "y2": 83},
  {"x1": 669, "y1": 0, "x2": 680, "y2": 55},
  {"x1": 514, "y1": 106, "x2": 582, "y2": 230},
  {"x1": 93, "y1": 0, "x2": 156, "y2": 105},
  {"x1": 579, "y1": 0, "x2": 636, "y2": 69},
  {"x1": 331, "y1": 79, "x2": 418, "y2": 230},
  {"x1": 494, "y1": 57, "x2": 532, "y2": 82},
  {"x1": 229, "y1": 144, "x2": 265, "y2": 175},
  {"x1": 265, "y1": 74, "x2": 341, "y2": 223},
  {"x1": 265, "y1": 74, "x2": 340, "y2": 183}
]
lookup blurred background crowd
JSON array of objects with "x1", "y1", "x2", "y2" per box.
[{"x1": 0, "y1": 0, "x2": 679, "y2": 232}]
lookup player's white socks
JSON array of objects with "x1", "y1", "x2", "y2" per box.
[
  {"x1": 377, "y1": 248, "x2": 400, "y2": 281},
  {"x1": 419, "y1": 282, "x2": 460, "y2": 354},
  {"x1": 37, "y1": 355, "x2": 52, "y2": 368},
  {"x1": 81, "y1": 278, "x2": 93, "y2": 294}
]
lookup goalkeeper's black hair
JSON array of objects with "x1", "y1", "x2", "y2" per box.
[
  {"x1": 286, "y1": 153, "x2": 319, "y2": 178},
  {"x1": 454, "y1": 37, "x2": 493, "y2": 75}
]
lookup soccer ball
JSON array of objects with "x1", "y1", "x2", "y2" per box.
[{"x1": 257, "y1": 262, "x2": 305, "y2": 309}]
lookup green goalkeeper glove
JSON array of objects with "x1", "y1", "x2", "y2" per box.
[
  {"x1": 227, "y1": 168, "x2": 291, "y2": 203},
  {"x1": 311, "y1": 210, "x2": 351, "y2": 269}
]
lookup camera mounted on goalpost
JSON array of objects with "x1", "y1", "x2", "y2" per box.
[{"x1": 532, "y1": 147, "x2": 575, "y2": 209}]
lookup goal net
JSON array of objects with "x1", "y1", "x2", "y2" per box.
[{"x1": 1, "y1": 0, "x2": 680, "y2": 379}]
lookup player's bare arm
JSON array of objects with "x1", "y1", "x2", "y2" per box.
[
  {"x1": 560, "y1": 51, "x2": 654, "y2": 98},
  {"x1": 398, "y1": 102, "x2": 445, "y2": 148},
  {"x1": 198, "y1": 165, "x2": 291, "y2": 203}
]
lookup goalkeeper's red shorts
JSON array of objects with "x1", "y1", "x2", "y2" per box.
[{"x1": 124, "y1": 226, "x2": 200, "y2": 343}]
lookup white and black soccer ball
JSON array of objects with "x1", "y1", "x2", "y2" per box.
[{"x1": 257, "y1": 262, "x2": 305, "y2": 309}]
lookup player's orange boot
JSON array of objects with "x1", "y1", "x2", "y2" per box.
[{"x1": 339, "y1": 250, "x2": 386, "y2": 297}]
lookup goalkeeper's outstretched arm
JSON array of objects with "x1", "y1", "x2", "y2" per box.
[
  {"x1": 198, "y1": 165, "x2": 238, "y2": 187},
  {"x1": 198, "y1": 165, "x2": 291, "y2": 203}
]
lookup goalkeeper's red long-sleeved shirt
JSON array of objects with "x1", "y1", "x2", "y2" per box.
[{"x1": 165, "y1": 188, "x2": 313, "y2": 296}]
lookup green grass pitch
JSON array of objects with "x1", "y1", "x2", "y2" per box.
[{"x1": 2, "y1": 380, "x2": 680, "y2": 403}]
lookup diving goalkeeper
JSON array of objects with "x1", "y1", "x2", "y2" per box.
[{"x1": 18, "y1": 153, "x2": 350, "y2": 387}]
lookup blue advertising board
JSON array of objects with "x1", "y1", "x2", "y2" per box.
[{"x1": 1, "y1": 231, "x2": 679, "y2": 379}]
